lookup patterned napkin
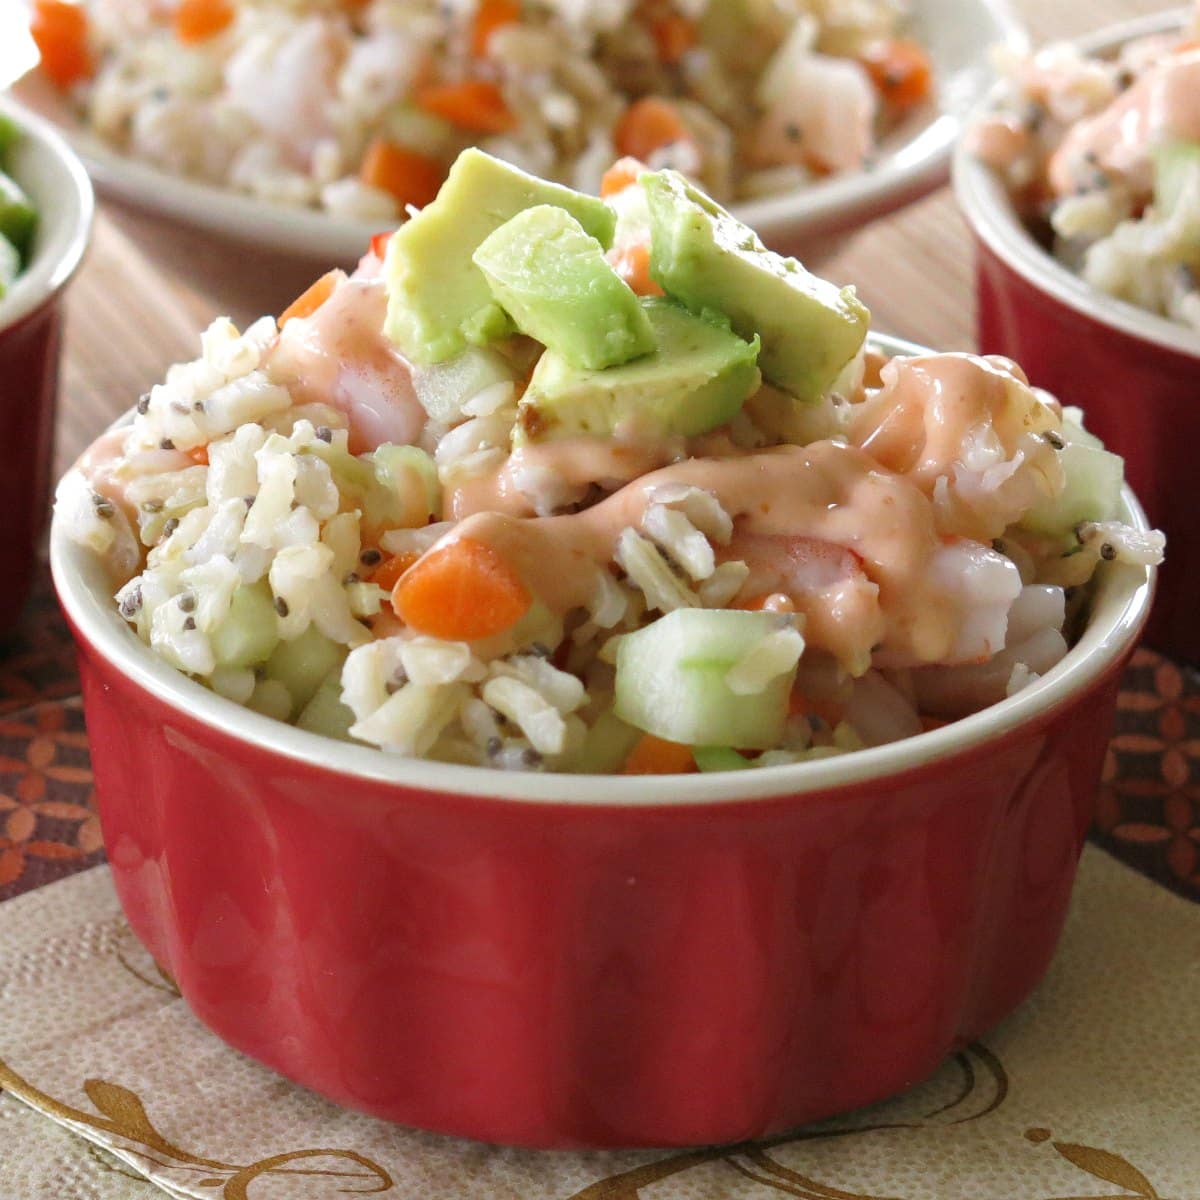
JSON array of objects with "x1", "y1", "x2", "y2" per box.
[{"x1": 1, "y1": 849, "x2": 1197, "y2": 1200}]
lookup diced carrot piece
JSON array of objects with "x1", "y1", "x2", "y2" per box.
[
  {"x1": 371, "y1": 551, "x2": 419, "y2": 594},
  {"x1": 174, "y1": 0, "x2": 235, "y2": 45},
  {"x1": 414, "y1": 80, "x2": 517, "y2": 134},
  {"x1": 393, "y1": 538, "x2": 531, "y2": 641},
  {"x1": 611, "y1": 243, "x2": 664, "y2": 297},
  {"x1": 369, "y1": 230, "x2": 394, "y2": 260},
  {"x1": 859, "y1": 39, "x2": 934, "y2": 112},
  {"x1": 622, "y1": 734, "x2": 696, "y2": 775},
  {"x1": 186, "y1": 445, "x2": 209, "y2": 466},
  {"x1": 600, "y1": 156, "x2": 645, "y2": 198},
  {"x1": 360, "y1": 138, "x2": 445, "y2": 211},
  {"x1": 278, "y1": 269, "x2": 343, "y2": 327},
  {"x1": 613, "y1": 97, "x2": 692, "y2": 162},
  {"x1": 31, "y1": 0, "x2": 93, "y2": 89},
  {"x1": 472, "y1": 0, "x2": 521, "y2": 58},
  {"x1": 650, "y1": 14, "x2": 697, "y2": 65}
]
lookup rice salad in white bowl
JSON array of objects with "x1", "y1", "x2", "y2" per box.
[
  {"x1": 56, "y1": 150, "x2": 1163, "y2": 775},
  {"x1": 969, "y1": 3, "x2": 1200, "y2": 334},
  {"x1": 20, "y1": 0, "x2": 1024, "y2": 258}
]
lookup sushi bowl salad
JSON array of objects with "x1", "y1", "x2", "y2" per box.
[
  {"x1": 29, "y1": 0, "x2": 931, "y2": 222},
  {"x1": 970, "y1": 2, "x2": 1200, "y2": 334},
  {"x1": 56, "y1": 150, "x2": 1164, "y2": 777}
]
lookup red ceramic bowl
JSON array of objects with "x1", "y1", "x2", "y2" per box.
[
  {"x1": 953, "y1": 11, "x2": 1199, "y2": 665},
  {"x1": 51, "y1": 366, "x2": 1156, "y2": 1149},
  {"x1": 0, "y1": 96, "x2": 93, "y2": 631}
]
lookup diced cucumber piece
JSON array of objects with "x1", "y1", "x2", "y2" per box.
[
  {"x1": 614, "y1": 609, "x2": 799, "y2": 750},
  {"x1": 296, "y1": 668, "x2": 357, "y2": 741},
  {"x1": 571, "y1": 708, "x2": 642, "y2": 774},
  {"x1": 693, "y1": 746, "x2": 753, "y2": 772},
  {"x1": 373, "y1": 443, "x2": 441, "y2": 523},
  {"x1": 0, "y1": 233, "x2": 18, "y2": 300},
  {"x1": 1060, "y1": 407, "x2": 1104, "y2": 450},
  {"x1": 411, "y1": 345, "x2": 515, "y2": 424},
  {"x1": 1020, "y1": 440, "x2": 1124, "y2": 537},
  {"x1": 1154, "y1": 139, "x2": 1200, "y2": 218},
  {"x1": 264, "y1": 624, "x2": 348, "y2": 715},
  {"x1": 0, "y1": 171, "x2": 36, "y2": 262},
  {"x1": 210, "y1": 583, "x2": 280, "y2": 669}
]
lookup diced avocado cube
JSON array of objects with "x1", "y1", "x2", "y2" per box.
[
  {"x1": 615, "y1": 609, "x2": 800, "y2": 749},
  {"x1": 517, "y1": 298, "x2": 760, "y2": 442},
  {"x1": 264, "y1": 623, "x2": 348, "y2": 715},
  {"x1": 384, "y1": 149, "x2": 617, "y2": 365},
  {"x1": 473, "y1": 205, "x2": 656, "y2": 370},
  {"x1": 1154, "y1": 139, "x2": 1200, "y2": 218},
  {"x1": 0, "y1": 171, "x2": 36, "y2": 262},
  {"x1": 296, "y1": 668, "x2": 357, "y2": 741},
  {"x1": 210, "y1": 583, "x2": 280, "y2": 670},
  {"x1": 642, "y1": 170, "x2": 869, "y2": 402},
  {"x1": 0, "y1": 233, "x2": 18, "y2": 300}
]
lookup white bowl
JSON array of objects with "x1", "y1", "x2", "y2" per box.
[{"x1": 13, "y1": 0, "x2": 1024, "y2": 265}]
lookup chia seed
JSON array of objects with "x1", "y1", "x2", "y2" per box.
[
  {"x1": 119, "y1": 586, "x2": 143, "y2": 618},
  {"x1": 177, "y1": 593, "x2": 196, "y2": 613},
  {"x1": 486, "y1": 736, "x2": 503, "y2": 758},
  {"x1": 162, "y1": 517, "x2": 179, "y2": 537},
  {"x1": 159, "y1": 438, "x2": 175, "y2": 451},
  {"x1": 522, "y1": 748, "x2": 543, "y2": 768},
  {"x1": 136, "y1": 394, "x2": 151, "y2": 415},
  {"x1": 359, "y1": 548, "x2": 382, "y2": 566},
  {"x1": 274, "y1": 597, "x2": 289, "y2": 618},
  {"x1": 1045, "y1": 431, "x2": 1065, "y2": 450},
  {"x1": 343, "y1": 572, "x2": 360, "y2": 585},
  {"x1": 91, "y1": 493, "x2": 115, "y2": 519},
  {"x1": 315, "y1": 426, "x2": 334, "y2": 443},
  {"x1": 182, "y1": 616, "x2": 196, "y2": 632},
  {"x1": 1100, "y1": 542, "x2": 1117, "y2": 561}
]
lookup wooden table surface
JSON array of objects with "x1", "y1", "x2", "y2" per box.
[{"x1": 54, "y1": 0, "x2": 1175, "y2": 479}]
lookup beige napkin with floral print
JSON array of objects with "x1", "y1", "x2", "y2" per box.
[{"x1": 1, "y1": 849, "x2": 1197, "y2": 1200}]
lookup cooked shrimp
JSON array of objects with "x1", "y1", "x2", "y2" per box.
[
  {"x1": 267, "y1": 276, "x2": 427, "y2": 453},
  {"x1": 848, "y1": 353, "x2": 1064, "y2": 542}
]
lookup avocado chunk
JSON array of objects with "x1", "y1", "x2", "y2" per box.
[
  {"x1": 517, "y1": 298, "x2": 760, "y2": 442},
  {"x1": 642, "y1": 170, "x2": 869, "y2": 402},
  {"x1": 473, "y1": 205, "x2": 656, "y2": 370},
  {"x1": 384, "y1": 149, "x2": 617, "y2": 366},
  {"x1": 0, "y1": 172, "x2": 36, "y2": 262}
]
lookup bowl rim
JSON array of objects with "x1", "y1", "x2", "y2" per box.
[
  {"x1": 50, "y1": 331, "x2": 1156, "y2": 808},
  {"x1": 11, "y1": 0, "x2": 1026, "y2": 260},
  {"x1": 952, "y1": 6, "x2": 1200, "y2": 363},
  {"x1": 0, "y1": 94, "x2": 94, "y2": 332}
]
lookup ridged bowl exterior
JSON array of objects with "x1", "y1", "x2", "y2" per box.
[{"x1": 71, "y1": 615, "x2": 1131, "y2": 1149}]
